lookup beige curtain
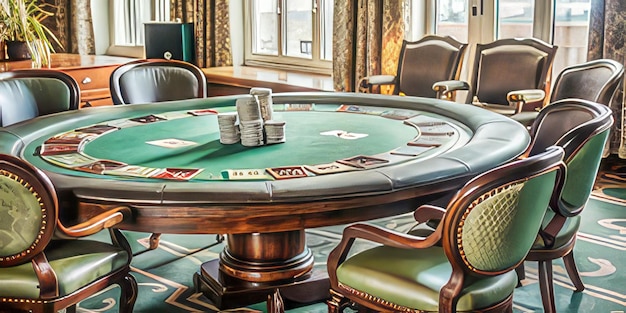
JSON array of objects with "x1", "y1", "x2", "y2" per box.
[
  {"x1": 333, "y1": 1, "x2": 405, "y2": 92},
  {"x1": 588, "y1": 0, "x2": 626, "y2": 158},
  {"x1": 171, "y1": 0, "x2": 233, "y2": 68},
  {"x1": 42, "y1": 0, "x2": 95, "y2": 54}
]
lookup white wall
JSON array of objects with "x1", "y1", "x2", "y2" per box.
[{"x1": 91, "y1": 0, "x2": 110, "y2": 55}]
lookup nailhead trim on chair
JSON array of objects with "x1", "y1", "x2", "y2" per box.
[
  {"x1": 1, "y1": 298, "x2": 47, "y2": 304},
  {"x1": 338, "y1": 282, "x2": 425, "y2": 313},
  {"x1": 0, "y1": 170, "x2": 47, "y2": 262}
]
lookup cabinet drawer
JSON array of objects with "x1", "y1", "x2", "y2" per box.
[
  {"x1": 80, "y1": 88, "x2": 113, "y2": 108},
  {"x1": 63, "y1": 66, "x2": 117, "y2": 91}
]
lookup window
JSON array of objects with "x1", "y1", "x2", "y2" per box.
[
  {"x1": 244, "y1": 0, "x2": 333, "y2": 74},
  {"x1": 428, "y1": 0, "x2": 591, "y2": 78},
  {"x1": 108, "y1": 0, "x2": 170, "y2": 57}
]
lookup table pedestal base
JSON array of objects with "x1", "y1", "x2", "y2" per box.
[
  {"x1": 193, "y1": 230, "x2": 330, "y2": 312},
  {"x1": 194, "y1": 260, "x2": 330, "y2": 312}
]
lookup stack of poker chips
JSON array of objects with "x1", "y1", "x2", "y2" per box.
[
  {"x1": 236, "y1": 96, "x2": 265, "y2": 147},
  {"x1": 250, "y1": 87, "x2": 274, "y2": 121},
  {"x1": 264, "y1": 120, "x2": 286, "y2": 144},
  {"x1": 217, "y1": 112, "x2": 240, "y2": 144}
]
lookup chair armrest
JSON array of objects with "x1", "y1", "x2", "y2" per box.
[
  {"x1": 507, "y1": 89, "x2": 546, "y2": 114},
  {"x1": 413, "y1": 204, "x2": 446, "y2": 224},
  {"x1": 366, "y1": 75, "x2": 396, "y2": 86},
  {"x1": 56, "y1": 206, "x2": 131, "y2": 238},
  {"x1": 432, "y1": 80, "x2": 470, "y2": 100},
  {"x1": 327, "y1": 222, "x2": 443, "y2": 285}
]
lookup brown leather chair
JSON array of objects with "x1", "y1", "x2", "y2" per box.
[
  {"x1": 511, "y1": 58, "x2": 624, "y2": 127},
  {"x1": 110, "y1": 59, "x2": 207, "y2": 105},
  {"x1": 434, "y1": 37, "x2": 557, "y2": 115},
  {"x1": 327, "y1": 146, "x2": 565, "y2": 313},
  {"x1": 361, "y1": 35, "x2": 467, "y2": 98},
  {"x1": 0, "y1": 69, "x2": 80, "y2": 126},
  {"x1": 0, "y1": 154, "x2": 137, "y2": 313},
  {"x1": 515, "y1": 98, "x2": 614, "y2": 313}
]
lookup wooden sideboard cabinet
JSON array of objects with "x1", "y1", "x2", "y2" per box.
[{"x1": 0, "y1": 54, "x2": 135, "y2": 108}]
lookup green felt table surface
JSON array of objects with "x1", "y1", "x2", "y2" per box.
[
  {"x1": 84, "y1": 110, "x2": 415, "y2": 179},
  {"x1": 0, "y1": 92, "x2": 530, "y2": 206},
  {"x1": 24, "y1": 103, "x2": 466, "y2": 182}
]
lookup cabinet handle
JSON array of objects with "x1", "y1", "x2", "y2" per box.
[{"x1": 82, "y1": 77, "x2": 92, "y2": 84}]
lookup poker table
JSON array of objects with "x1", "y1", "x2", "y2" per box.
[{"x1": 0, "y1": 91, "x2": 530, "y2": 311}]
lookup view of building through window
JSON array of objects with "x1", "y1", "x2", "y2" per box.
[
  {"x1": 435, "y1": 0, "x2": 591, "y2": 75},
  {"x1": 246, "y1": 0, "x2": 332, "y2": 73},
  {"x1": 111, "y1": 0, "x2": 591, "y2": 77}
]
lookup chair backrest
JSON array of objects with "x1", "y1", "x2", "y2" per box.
[
  {"x1": 441, "y1": 146, "x2": 564, "y2": 278},
  {"x1": 395, "y1": 35, "x2": 467, "y2": 97},
  {"x1": 527, "y1": 98, "x2": 613, "y2": 216},
  {"x1": 0, "y1": 154, "x2": 57, "y2": 267},
  {"x1": 0, "y1": 70, "x2": 80, "y2": 127},
  {"x1": 110, "y1": 59, "x2": 207, "y2": 105},
  {"x1": 470, "y1": 38, "x2": 557, "y2": 105},
  {"x1": 550, "y1": 58, "x2": 624, "y2": 105}
]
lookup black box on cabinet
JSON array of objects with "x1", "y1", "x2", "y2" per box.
[{"x1": 144, "y1": 22, "x2": 195, "y2": 64}]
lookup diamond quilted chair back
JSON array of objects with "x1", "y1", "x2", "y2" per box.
[{"x1": 441, "y1": 146, "x2": 565, "y2": 276}]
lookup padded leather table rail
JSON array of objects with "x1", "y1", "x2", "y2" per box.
[{"x1": 0, "y1": 92, "x2": 530, "y2": 311}]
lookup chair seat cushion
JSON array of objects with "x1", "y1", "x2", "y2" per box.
[
  {"x1": 532, "y1": 213, "x2": 581, "y2": 249},
  {"x1": 336, "y1": 245, "x2": 518, "y2": 311},
  {"x1": 0, "y1": 239, "x2": 130, "y2": 299}
]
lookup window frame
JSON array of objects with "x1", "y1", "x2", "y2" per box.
[
  {"x1": 105, "y1": 0, "x2": 170, "y2": 58},
  {"x1": 243, "y1": 0, "x2": 332, "y2": 75}
]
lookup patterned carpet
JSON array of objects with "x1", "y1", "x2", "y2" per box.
[{"x1": 77, "y1": 157, "x2": 626, "y2": 313}]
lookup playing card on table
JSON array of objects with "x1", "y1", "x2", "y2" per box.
[
  {"x1": 320, "y1": 130, "x2": 368, "y2": 140},
  {"x1": 337, "y1": 155, "x2": 389, "y2": 169},
  {"x1": 403, "y1": 120, "x2": 456, "y2": 136},
  {"x1": 75, "y1": 124, "x2": 120, "y2": 135},
  {"x1": 407, "y1": 135, "x2": 449, "y2": 147},
  {"x1": 105, "y1": 165, "x2": 164, "y2": 178},
  {"x1": 146, "y1": 138, "x2": 198, "y2": 149},
  {"x1": 42, "y1": 153, "x2": 97, "y2": 166},
  {"x1": 380, "y1": 109, "x2": 419, "y2": 120},
  {"x1": 188, "y1": 109, "x2": 219, "y2": 116},
  {"x1": 45, "y1": 132, "x2": 97, "y2": 145},
  {"x1": 152, "y1": 168, "x2": 203, "y2": 180},
  {"x1": 390, "y1": 145, "x2": 434, "y2": 157},
  {"x1": 74, "y1": 160, "x2": 127, "y2": 174},
  {"x1": 129, "y1": 114, "x2": 167, "y2": 124},
  {"x1": 40, "y1": 144, "x2": 81, "y2": 156},
  {"x1": 305, "y1": 162, "x2": 358, "y2": 175},
  {"x1": 267, "y1": 166, "x2": 309, "y2": 179}
]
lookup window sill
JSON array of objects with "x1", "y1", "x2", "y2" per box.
[{"x1": 202, "y1": 66, "x2": 334, "y2": 95}]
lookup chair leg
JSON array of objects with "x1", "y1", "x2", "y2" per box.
[
  {"x1": 119, "y1": 273, "x2": 138, "y2": 313},
  {"x1": 538, "y1": 260, "x2": 557, "y2": 313},
  {"x1": 328, "y1": 289, "x2": 352, "y2": 313},
  {"x1": 515, "y1": 262, "x2": 526, "y2": 286},
  {"x1": 563, "y1": 250, "x2": 585, "y2": 292}
]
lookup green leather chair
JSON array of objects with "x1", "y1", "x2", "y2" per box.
[
  {"x1": 360, "y1": 35, "x2": 467, "y2": 99},
  {"x1": 518, "y1": 98, "x2": 614, "y2": 313},
  {"x1": 0, "y1": 154, "x2": 137, "y2": 313},
  {"x1": 0, "y1": 69, "x2": 80, "y2": 127},
  {"x1": 434, "y1": 37, "x2": 557, "y2": 115},
  {"x1": 327, "y1": 146, "x2": 566, "y2": 313},
  {"x1": 110, "y1": 58, "x2": 207, "y2": 105}
]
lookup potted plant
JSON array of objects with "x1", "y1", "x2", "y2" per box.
[{"x1": 0, "y1": 0, "x2": 62, "y2": 65}]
